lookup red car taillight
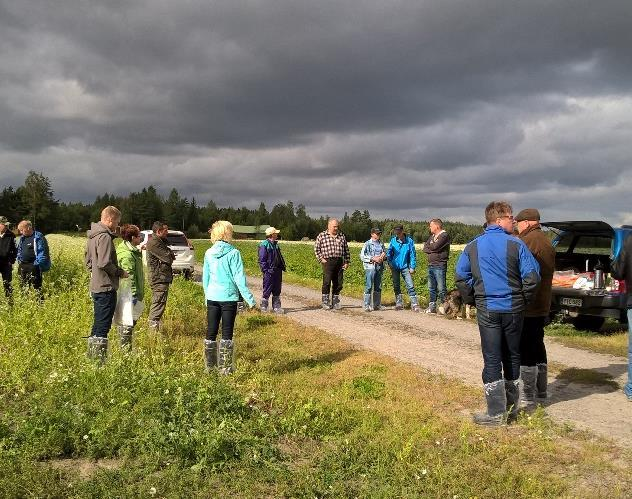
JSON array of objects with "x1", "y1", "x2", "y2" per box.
[{"x1": 610, "y1": 278, "x2": 626, "y2": 293}]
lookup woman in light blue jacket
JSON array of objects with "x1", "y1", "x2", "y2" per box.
[
  {"x1": 360, "y1": 228, "x2": 386, "y2": 312},
  {"x1": 202, "y1": 220, "x2": 255, "y2": 374}
]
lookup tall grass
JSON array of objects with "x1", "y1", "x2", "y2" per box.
[{"x1": 0, "y1": 236, "x2": 630, "y2": 497}]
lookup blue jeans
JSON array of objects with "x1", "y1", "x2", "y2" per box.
[
  {"x1": 477, "y1": 309, "x2": 523, "y2": 384},
  {"x1": 392, "y1": 267, "x2": 416, "y2": 297},
  {"x1": 364, "y1": 266, "x2": 384, "y2": 294},
  {"x1": 428, "y1": 265, "x2": 447, "y2": 303},
  {"x1": 626, "y1": 309, "x2": 632, "y2": 399},
  {"x1": 91, "y1": 290, "x2": 117, "y2": 338}
]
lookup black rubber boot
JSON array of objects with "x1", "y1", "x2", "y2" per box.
[
  {"x1": 505, "y1": 379, "x2": 520, "y2": 422},
  {"x1": 218, "y1": 339, "x2": 235, "y2": 375},
  {"x1": 519, "y1": 366, "x2": 537, "y2": 410},
  {"x1": 473, "y1": 380, "x2": 507, "y2": 426},
  {"x1": 536, "y1": 363, "x2": 548, "y2": 399},
  {"x1": 87, "y1": 336, "x2": 108, "y2": 364},
  {"x1": 332, "y1": 295, "x2": 342, "y2": 310},
  {"x1": 321, "y1": 294, "x2": 330, "y2": 310},
  {"x1": 204, "y1": 339, "x2": 218, "y2": 371}
]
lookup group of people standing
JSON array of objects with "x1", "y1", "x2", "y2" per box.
[
  {"x1": 0, "y1": 216, "x2": 51, "y2": 302},
  {"x1": 85, "y1": 207, "x2": 177, "y2": 361},
  {"x1": 316, "y1": 217, "x2": 451, "y2": 314}
]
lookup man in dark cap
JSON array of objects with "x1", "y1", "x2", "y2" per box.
[
  {"x1": 515, "y1": 208, "x2": 555, "y2": 409},
  {"x1": 0, "y1": 216, "x2": 17, "y2": 299},
  {"x1": 387, "y1": 225, "x2": 420, "y2": 311}
]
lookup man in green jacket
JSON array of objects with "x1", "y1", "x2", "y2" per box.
[{"x1": 146, "y1": 221, "x2": 174, "y2": 330}]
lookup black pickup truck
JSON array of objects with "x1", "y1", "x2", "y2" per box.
[{"x1": 543, "y1": 221, "x2": 632, "y2": 331}]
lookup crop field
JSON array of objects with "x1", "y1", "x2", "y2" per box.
[{"x1": 1, "y1": 235, "x2": 631, "y2": 497}]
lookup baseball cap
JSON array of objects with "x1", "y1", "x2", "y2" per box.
[
  {"x1": 370, "y1": 227, "x2": 382, "y2": 234},
  {"x1": 393, "y1": 224, "x2": 404, "y2": 231},
  {"x1": 265, "y1": 227, "x2": 280, "y2": 236}
]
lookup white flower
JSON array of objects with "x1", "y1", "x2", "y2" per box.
[
  {"x1": 149, "y1": 486, "x2": 157, "y2": 496},
  {"x1": 164, "y1": 389, "x2": 169, "y2": 395},
  {"x1": 83, "y1": 434, "x2": 89, "y2": 440},
  {"x1": 421, "y1": 469, "x2": 428, "y2": 475}
]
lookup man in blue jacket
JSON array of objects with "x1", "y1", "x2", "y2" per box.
[
  {"x1": 456, "y1": 201, "x2": 540, "y2": 426},
  {"x1": 387, "y1": 225, "x2": 420, "y2": 312},
  {"x1": 16, "y1": 220, "x2": 51, "y2": 300}
]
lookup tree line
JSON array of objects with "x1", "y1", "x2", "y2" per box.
[{"x1": 1, "y1": 171, "x2": 484, "y2": 243}]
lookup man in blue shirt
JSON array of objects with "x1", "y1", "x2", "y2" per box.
[
  {"x1": 456, "y1": 201, "x2": 540, "y2": 426},
  {"x1": 387, "y1": 225, "x2": 420, "y2": 312},
  {"x1": 16, "y1": 220, "x2": 51, "y2": 301}
]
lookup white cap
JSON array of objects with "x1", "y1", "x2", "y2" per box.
[{"x1": 265, "y1": 227, "x2": 280, "y2": 236}]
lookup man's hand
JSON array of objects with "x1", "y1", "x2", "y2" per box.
[
  {"x1": 342, "y1": 263, "x2": 349, "y2": 270},
  {"x1": 320, "y1": 258, "x2": 327, "y2": 264},
  {"x1": 409, "y1": 268, "x2": 415, "y2": 275},
  {"x1": 121, "y1": 270, "x2": 129, "y2": 278}
]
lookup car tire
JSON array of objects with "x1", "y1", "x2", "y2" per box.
[{"x1": 571, "y1": 315, "x2": 605, "y2": 332}]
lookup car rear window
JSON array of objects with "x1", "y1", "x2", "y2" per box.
[
  {"x1": 556, "y1": 234, "x2": 612, "y2": 256},
  {"x1": 166, "y1": 234, "x2": 188, "y2": 246}
]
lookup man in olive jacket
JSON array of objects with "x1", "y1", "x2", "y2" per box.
[
  {"x1": 146, "y1": 221, "x2": 175, "y2": 329},
  {"x1": 611, "y1": 233, "x2": 632, "y2": 401},
  {"x1": 515, "y1": 208, "x2": 555, "y2": 408},
  {"x1": 85, "y1": 206, "x2": 128, "y2": 361}
]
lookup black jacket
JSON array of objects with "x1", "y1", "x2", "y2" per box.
[
  {"x1": 0, "y1": 230, "x2": 17, "y2": 266},
  {"x1": 611, "y1": 234, "x2": 632, "y2": 308},
  {"x1": 423, "y1": 231, "x2": 451, "y2": 266}
]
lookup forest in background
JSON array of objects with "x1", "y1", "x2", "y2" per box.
[{"x1": 1, "y1": 171, "x2": 483, "y2": 243}]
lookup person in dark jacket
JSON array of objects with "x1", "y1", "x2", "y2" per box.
[
  {"x1": 515, "y1": 208, "x2": 556, "y2": 409},
  {"x1": 611, "y1": 234, "x2": 632, "y2": 401},
  {"x1": 146, "y1": 221, "x2": 175, "y2": 330},
  {"x1": 0, "y1": 216, "x2": 17, "y2": 299},
  {"x1": 85, "y1": 206, "x2": 128, "y2": 361},
  {"x1": 423, "y1": 219, "x2": 451, "y2": 314},
  {"x1": 456, "y1": 201, "x2": 540, "y2": 426},
  {"x1": 258, "y1": 227, "x2": 286, "y2": 313},
  {"x1": 16, "y1": 220, "x2": 51, "y2": 301}
]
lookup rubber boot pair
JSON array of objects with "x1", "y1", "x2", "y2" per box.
[
  {"x1": 363, "y1": 293, "x2": 372, "y2": 312},
  {"x1": 204, "y1": 339, "x2": 235, "y2": 374},
  {"x1": 87, "y1": 336, "x2": 108, "y2": 364}
]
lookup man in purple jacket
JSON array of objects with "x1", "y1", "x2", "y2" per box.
[{"x1": 258, "y1": 227, "x2": 286, "y2": 313}]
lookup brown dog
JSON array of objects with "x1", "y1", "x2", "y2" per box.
[{"x1": 438, "y1": 289, "x2": 474, "y2": 320}]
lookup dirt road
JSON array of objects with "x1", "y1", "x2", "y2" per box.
[{"x1": 245, "y1": 278, "x2": 631, "y2": 445}]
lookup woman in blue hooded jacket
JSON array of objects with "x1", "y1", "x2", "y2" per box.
[{"x1": 202, "y1": 220, "x2": 255, "y2": 374}]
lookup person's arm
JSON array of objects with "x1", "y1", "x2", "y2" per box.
[
  {"x1": 314, "y1": 233, "x2": 325, "y2": 262},
  {"x1": 147, "y1": 238, "x2": 174, "y2": 264},
  {"x1": 34, "y1": 235, "x2": 51, "y2": 270},
  {"x1": 258, "y1": 244, "x2": 269, "y2": 273},
  {"x1": 202, "y1": 252, "x2": 210, "y2": 292},
  {"x1": 386, "y1": 239, "x2": 394, "y2": 264},
  {"x1": 342, "y1": 236, "x2": 350, "y2": 267},
  {"x1": 425, "y1": 232, "x2": 450, "y2": 253},
  {"x1": 455, "y1": 246, "x2": 475, "y2": 305},
  {"x1": 409, "y1": 238, "x2": 416, "y2": 270},
  {"x1": 360, "y1": 241, "x2": 372, "y2": 264},
  {"x1": 8, "y1": 235, "x2": 17, "y2": 264},
  {"x1": 118, "y1": 251, "x2": 137, "y2": 297},
  {"x1": 96, "y1": 234, "x2": 125, "y2": 278},
  {"x1": 611, "y1": 236, "x2": 629, "y2": 280},
  {"x1": 519, "y1": 243, "x2": 541, "y2": 304},
  {"x1": 230, "y1": 250, "x2": 256, "y2": 307},
  {"x1": 16, "y1": 237, "x2": 22, "y2": 264}
]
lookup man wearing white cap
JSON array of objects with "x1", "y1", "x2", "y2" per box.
[{"x1": 258, "y1": 227, "x2": 286, "y2": 313}]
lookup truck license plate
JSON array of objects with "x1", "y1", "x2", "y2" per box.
[{"x1": 561, "y1": 297, "x2": 582, "y2": 307}]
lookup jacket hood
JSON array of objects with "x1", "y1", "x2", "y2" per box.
[
  {"x1": 87, "y1": 222, "x2": 114, "y2": 239},
  {"x1": 209, "y1": 240, "x2": 235, "y2": 258}
]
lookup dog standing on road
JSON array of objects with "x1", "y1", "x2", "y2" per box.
[{"x1": 438, "y1": 289, "x2": 474, "y2": 320}]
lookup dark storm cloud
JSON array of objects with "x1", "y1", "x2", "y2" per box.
[{"x1": 1, "y1": 0, "x2": 632, "y2": 223}]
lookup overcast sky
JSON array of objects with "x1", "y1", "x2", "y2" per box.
[{"x1": 2, "y1": 0, "x2": 632, "y2": 224}]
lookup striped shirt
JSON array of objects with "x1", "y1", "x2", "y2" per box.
[{"x1": 314, "y1": 231, "x2": 351, "y2": 265}]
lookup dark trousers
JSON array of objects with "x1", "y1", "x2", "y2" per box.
[
  {"x1": 18, "y1": 263, "x2": 42, "y2": 299},
  {"x1": 91, "y1": 290, "x2": 117, "y2": 338},
  {"x1": 477, "y1": 309, "x2": 523, "y2": 384},
  {"x1": 262, "y1": 269, "x2": 283, "y2": 299},
  {"x1": 321, "y1": 257, "x2": 344, "y2": 295},
  {"x1": 520, "y1": 316, "x2": 547, "y2": 366},
  {"x1": 0, "y1": 262, "x2": 12, "y2": 297},
  {"x1": 207, "y1": 300, "x2": 238, "y2": 341},
  {"x1": 149, "y1": 284, "x2": 170, "y2": 322}
]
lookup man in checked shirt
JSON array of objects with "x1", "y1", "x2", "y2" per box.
[{"x1": 314, "y1": 218, "x2": 351, "y2": 310}]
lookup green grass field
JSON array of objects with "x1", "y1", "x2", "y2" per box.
[{"x1": 1, "y1": 235, "x2": 631, "y2": 497}]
